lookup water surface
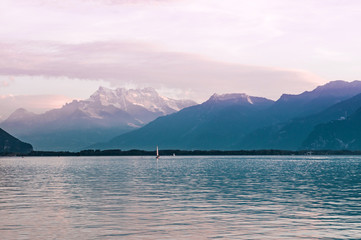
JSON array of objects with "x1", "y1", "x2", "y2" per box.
[{"x1": 1, "y1": 156, "x2": 361, "y2": 239}]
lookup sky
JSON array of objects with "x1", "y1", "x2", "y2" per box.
[{"x1": 1, "y1": 0, "x2": 361, "y2": 119}]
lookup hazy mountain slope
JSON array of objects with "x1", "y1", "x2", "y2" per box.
[
  {"x1": 241, "y1": 92, "x2": 361, "y2": 150},
  {"x1": 0, "y1": 128, "x2": 33, "y2": 154},
  {"x1": 267, "y1": 80, "x2": 361, "y2": 122},
  {"x1": 302, "y1": 107, "x2": 361, "y2": 150},
  {"x1": 93, "y1": 93, "x2": 274, "y2": 150},
  {"x1": 0, "y1": 87, "x2": 196, "y2": 151}
]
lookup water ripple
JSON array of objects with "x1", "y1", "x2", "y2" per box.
[{"x1": 1, "y1": 156, "x2": 361, "y2": 239}]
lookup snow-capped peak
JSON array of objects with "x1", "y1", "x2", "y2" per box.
[
  {"x1": 88, "y1": 86, "x2": 196, "y2": 114},
  {"x1": 2, "y1": 87, "x2": 197, "y2": 135},
  {"x1": 209, "y1": 93, "x2": 254, "y2": 104}
]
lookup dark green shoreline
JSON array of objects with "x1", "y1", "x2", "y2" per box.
[{"x1": 3, "y1": 149, "x2": 361, "y2": 157}]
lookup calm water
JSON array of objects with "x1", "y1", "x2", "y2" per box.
[{"x1": 1, "y1": 156, "x2": 361, "y2": 239}]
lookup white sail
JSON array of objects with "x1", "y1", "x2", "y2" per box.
[{"x1": 156, "y1": 146, "x2": 159, "y2": 159}]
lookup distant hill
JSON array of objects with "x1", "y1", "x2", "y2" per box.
[
  {"x1": 0, "y1": 128, "x2": 33, "y2": 154},
  {"x1": 0, "y1": 87, "x2": 196, "y2": 151}
]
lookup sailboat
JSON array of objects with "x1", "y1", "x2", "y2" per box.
[{"x1": 156, "y1": 146, "x2": 160, "y2": 160}]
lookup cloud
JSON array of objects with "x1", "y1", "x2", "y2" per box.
[
  {"x1": 1, "y1": 0, "x2": 360, "y2": 83},
  {"x1": 0, "y1": 77, "x2": 14, "y2": 87},
  {"x1": 0, "y1": 41, "x2": 325, "y2": 101},
  {"x1": 86, "y1": 0, "x2": 176, "y2": 4}
]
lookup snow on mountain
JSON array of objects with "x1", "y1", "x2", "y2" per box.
[
  {"x1": 206, "y1": 93, "x2": 274, "y2": 107},
  {"x1": 209, "y1": 93, "x2": 253, "y2": 103},
  {"x1": 3, "y1": 87, "x2": 197, "y2": 126},
  {"x1": 88, "y1": 86, "x2": 195, "y2": 115}
]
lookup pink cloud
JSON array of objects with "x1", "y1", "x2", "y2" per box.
[
  {"x1": 0, "y1": 41, "x2": 325, "y2": 101},
  {"x1": 1, "y1": 0, "x2": 360, "y2": 85},
  {"x1": 0, "y1": 77, "x2": 14, "y2": 87}
]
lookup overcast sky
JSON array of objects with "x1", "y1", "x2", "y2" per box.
[{"x1": 1, "y1": 0, "x2": 361, "y2": 119}]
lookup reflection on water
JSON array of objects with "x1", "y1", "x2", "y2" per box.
[{"x1": 1, "y1": 156, "x2": 361, "y2": 239}]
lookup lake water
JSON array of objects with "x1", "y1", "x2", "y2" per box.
[{"x1": 1, "y1": 156, "x2": 361, "y2": 239}]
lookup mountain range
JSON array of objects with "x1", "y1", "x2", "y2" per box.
[
  {"x1": 94, "y1": 93, "x2": 274, "y2": 150},
  {"x1": 0, "y1": 87, "x2": 196, "y2": 151},
  {"x1": 91, "y1": 80, "x2": 361, "y2": 151},
  {"x1": 2, "y1": 80, "x2": 361, "y2": 151}
]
